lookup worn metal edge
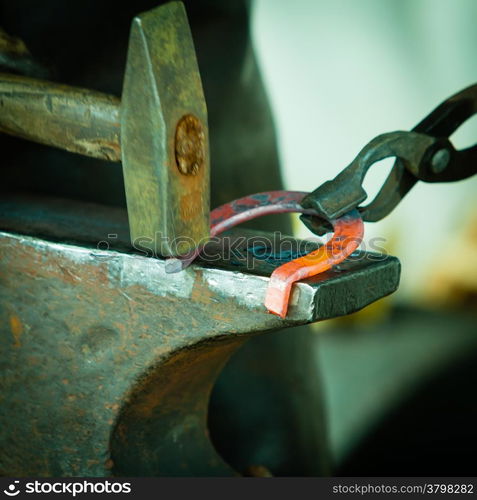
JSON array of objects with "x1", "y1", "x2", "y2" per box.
[{"x1": 0, "y1": 230, "x2": 400, "y2": 326}]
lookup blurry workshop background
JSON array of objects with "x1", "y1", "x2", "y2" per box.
[{"x1": 252, "y1": 0, "x2": 477, "y2": 474}]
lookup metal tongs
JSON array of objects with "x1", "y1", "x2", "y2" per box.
[{"x1": 300, "y1": 83, "x2": 477, "y2": 234}]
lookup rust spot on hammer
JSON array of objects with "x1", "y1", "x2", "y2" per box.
[
  {"x1": 9, "y1": 314, "x2": 23, "y2": 347},
  {"x1": 175, "y1": 114, "x2": 205, "y2": 176}
]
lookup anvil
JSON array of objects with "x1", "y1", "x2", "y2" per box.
[{"x1": 0, "y1": 2, "x2": 400, "y2": 476}]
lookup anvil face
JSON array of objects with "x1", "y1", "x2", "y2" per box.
[{"x1": 0, "y1": 194, "x2": 399, "y2": 476}]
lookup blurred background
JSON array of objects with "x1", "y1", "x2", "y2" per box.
[{"x1": 251, "y1": 0, "x2": 477, "y2": 474}]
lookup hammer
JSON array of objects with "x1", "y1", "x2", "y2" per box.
[{"x1": 0, "y1": 2, "x2": 210, "y2": 257}]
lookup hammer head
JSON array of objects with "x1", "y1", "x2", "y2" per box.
[{"x1": 121, "y1": 1, "x2": 210, "y2": 257}]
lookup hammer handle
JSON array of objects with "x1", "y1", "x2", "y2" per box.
[{"x1": 0, "y1": 72, "x2": 121, "y2": 161}]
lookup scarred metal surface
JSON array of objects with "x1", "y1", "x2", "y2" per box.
[{"x1": 0, "y1": 195, "x2": 400, "y2": 476}]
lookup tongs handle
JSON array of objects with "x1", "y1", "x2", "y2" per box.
[{"x1": 301, "y1": 83, "x2": 477, "y2": 230}]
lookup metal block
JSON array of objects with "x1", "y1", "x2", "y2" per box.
[
  {"x1": 0, "y1": 195, "x2": 400, "y2": 476},
  {"x1": 121, "y1": 2, "x2": 210, "y2": 257}
]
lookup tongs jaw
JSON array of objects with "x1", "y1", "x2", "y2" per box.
[{"x1": 301, "y1": 83, "x2": 477, "y2": 234}]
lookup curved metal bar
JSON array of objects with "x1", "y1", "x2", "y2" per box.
[
  {"x1": 265, "y1": 209, "x2": 364, "y2": 318},
  {"x1": 165, "y1": 191, "x2": 320, "y2": 273}
]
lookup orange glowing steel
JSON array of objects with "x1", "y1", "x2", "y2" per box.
[{"x1": 265, "y1": 209, "x2": 364, "y2": 318}]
